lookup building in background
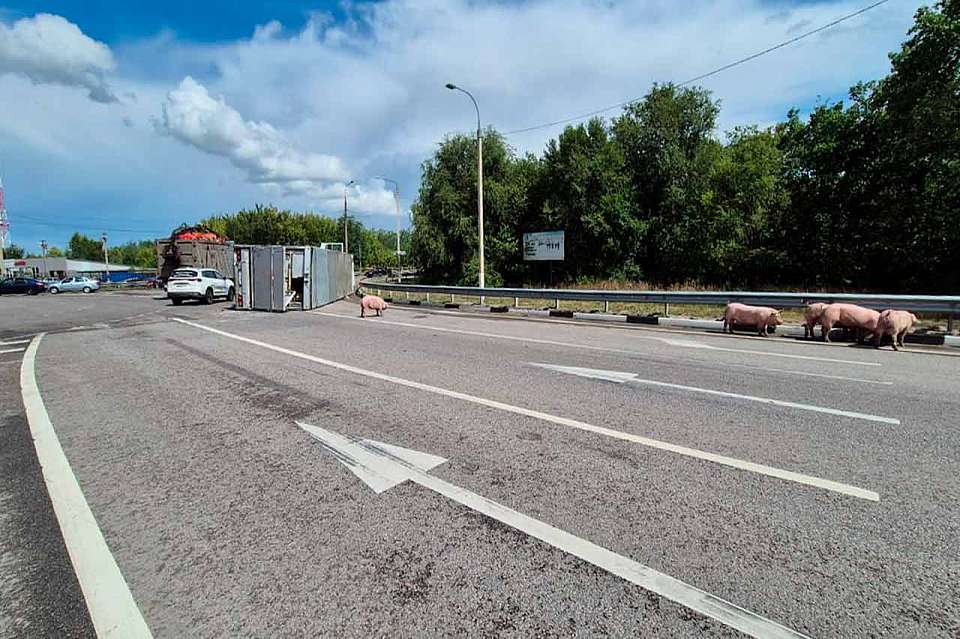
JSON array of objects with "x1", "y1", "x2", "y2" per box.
[{"x1": 2, "y1": 257, "x2": 134, "y2": 280}]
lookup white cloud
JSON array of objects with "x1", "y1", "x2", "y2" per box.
[
  {"x1": 0, "y1": 13, "x2": 117, "y2": 103},
  {"x1": 159, "y1": 76, "x2": 350, "y2": 186}
]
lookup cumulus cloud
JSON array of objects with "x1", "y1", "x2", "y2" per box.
[
  {"x1": 0, "y1": 13, "x2": 117, "y2": 103},
  {"x1": 159, "y1": 76, "x2": 349, "y2": 186}
]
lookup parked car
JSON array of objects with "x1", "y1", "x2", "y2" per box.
[
  {"x1": 0, "y1": 277, "x2": 47, "y2": 295},
  {"x1": 48, "y1": 277, "x2": 100, "y2": 294},
  {"x1": 166, "y1": 268, "x2": 235, "y2": 305}
]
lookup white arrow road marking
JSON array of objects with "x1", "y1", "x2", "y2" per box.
[
  {"x1": 173, "y1": 318, "x2": 879, "y2": 501},
  {"x1": 312, "y1": 311, "x2": 885, "y2": 373},
  {"x1": 531, "y1": 363, "x2": 899, "y2": 426},
  {"x1": 0, "y1": 347, "x2": 26, "y2": 355},
  {"x1": 20, "y1": 335, "x2": 153, "y2": 638},
  {"x1": 298, "y1": 422, "x2": 811, "y2": 639}
]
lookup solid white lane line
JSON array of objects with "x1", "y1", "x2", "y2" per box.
[
  {"x1": 20, "y1": 335, "x2": 153, "y2": 638},
  {"x1": 0, "y1": 347, "x2": 26, "y2": 355},
  {"x1": 530, "y1": 363, "x2": 899, "y2": 425},
  {"x1": 174, "y1": 318, "x2": 879, "y2": 501},
  {"x1": 0, "y1": 339, "x2": 30, "y2": 346},
  {"x1": 312, "y1": 311, "x2": 888, "y2": 380}
]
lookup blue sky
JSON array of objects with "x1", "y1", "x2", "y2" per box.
[{"x1": 0, "y1": 0, "x2": 925, "y2": 257}]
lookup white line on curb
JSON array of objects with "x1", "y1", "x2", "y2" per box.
[
  {"x1": 19, "y1": 335, "x2": 153, "y2": 638},
  {"x1": 313, "y1": 311, "x2": 888, "y2": 383},
  {"x1": 173, "y1": 317, "x2": 879, "y2": 501}
]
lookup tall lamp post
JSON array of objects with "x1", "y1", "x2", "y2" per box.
[
  {"x1": 40, "y1": 240, "x2": 48, "y2": 279},
  {"x1": 445, "y1": 82, "x2": 484, "y2": 290},
  {"x1": 101, "y1": 232, "x2": 109, "y2": 281},
  {"x1": 343, "y1": 179, "x2": 356, "y2": 258},
  {"x1": 375, "y1": 176, "x2": 403, "y2": 283}
]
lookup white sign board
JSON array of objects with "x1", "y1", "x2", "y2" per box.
[{"x1": 523, "y1": 231, "x2": 564, "y2": 261}]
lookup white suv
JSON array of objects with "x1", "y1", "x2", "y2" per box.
[{"x1": 167, "y1": 268, "x2": 235, "y2": 306}]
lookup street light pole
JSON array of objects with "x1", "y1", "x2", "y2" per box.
[
  {"x1": 343, "y1": 180, "x2": 355, "y2": 257},
  {"x1": 445, "y1": 83, "x2": 484, "y2": 290},
  {"x1": 40, "y1": 240, "x2": 48, "y2": 278},
  {"x1": 376, "y1": 176, "x2": 403, "y2": 283},
  {"x1": 101, "y1": 232, "x2": 109, "y2": 281}
]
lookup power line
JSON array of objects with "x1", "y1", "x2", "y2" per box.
[
  {"x1": 10, "y1": 213, "x2": 168, "y2": 235},
  {"x1": 503, "y1": 0, "x2": 891, "y2": 136}
]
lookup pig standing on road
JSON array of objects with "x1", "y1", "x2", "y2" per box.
[
  {"x1": 875, "y1": 309, "x2": 918, "y2": 351},
  {"x1": 819, "y1": 303, "x2": 881, "y2": 344},
  {"x1": 803, "y1": 303, "x2": 829, "y2": 339},
  {"x1": 358, "y1": 291, "x2": 388, "y2": 318},
  {"x1": 722, "y1": 303, "x2": 784, "y2": 336}
]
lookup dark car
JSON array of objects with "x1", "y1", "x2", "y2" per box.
[{"x1": 0, "y1": 277, "x2": 47, "y2": 295}]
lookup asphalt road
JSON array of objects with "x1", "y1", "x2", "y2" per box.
[{"x1": 2, "y1": 291, "x2": 958, "y2": 638}]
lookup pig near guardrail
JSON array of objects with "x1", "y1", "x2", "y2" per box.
[
  {"x1": 875, "y1": 309, "x2": 918, "y2": 351},
  {"x1": 803, "y1": 303, "x2": 829, "y2": 339},
  {"x1": 359, "y1": 293, "x2": 388, "y2": 318},
  {"x1": 820, "y1": 303, "x2": 881, "y2": 344},
  {"x1": 723, "y1": 303, "x2": 783, "y2": 336}
]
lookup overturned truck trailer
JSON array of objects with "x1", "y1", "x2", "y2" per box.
[{"x1": 234, "y1": 245, "x2": 354, "y2": 312}]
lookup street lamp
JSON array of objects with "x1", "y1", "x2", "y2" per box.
[
  {"x1": 343, "y1": 180, "x2": 356, "y2": 256},
  {"x1": 40, "y1": 240, "x2": 48, "y2": 278},
  {"x1": 445, "y1": 82, "x2": 485, "y2": 290},
  {"x1": 101, "y1": 232, "x2": 109, "y2": 281},
  {"x1": 375, "y1": 176, "x2": 403, "y2": 283}
]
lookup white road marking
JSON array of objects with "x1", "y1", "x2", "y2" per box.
[
  {"x1": 174, "y1": 317, "x2": 879, "y2": 501},
  {"x1": 0, "y1": 339, "x2": 30, "y2": 346},
  {"x1": 19, "y1": 335, "x2": 153, "y2": 638},
  {"x1": 0, "y1": 347, "x2": 26, "y2": 355},
  {"x1": 313, "y1": 311, "x2": 887, "y2": 380},
  {"x1": 300, "y1": 422, "x2": 811, "y2": 639},
  {"x1": 531, "y1": 363, "x2": 899, "y2": 425},
  {"x1": 403, "y1": 307, "x2": 882, "y2": 366}
]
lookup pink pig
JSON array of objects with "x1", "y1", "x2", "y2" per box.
[
  {"x1": 722, "y1": 303, "x2": 783, "y2": 336},
  {"x1": 360, "y1": 294, "x2": 388, "y2": 318},
  {"x1": 803, "y1": 303, "x2": 829, "y2": 340},
  {"x1": 875, "y1": 309, "x2": 917, "y2": 351},
  {"x1": 819, "y1": 303, "x2": 880, "y2": 344}
]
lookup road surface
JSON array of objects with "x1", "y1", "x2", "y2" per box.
[{"x1": 2, "y1": 291, "x2": 958, "y2": 637}]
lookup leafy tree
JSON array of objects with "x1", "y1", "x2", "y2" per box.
[
  {"x1": 67, "y1": 233, "x2": 104, "y2": 261},
  {"x1": 4, "y1": 244, "x2": 25, "y2": 259}
]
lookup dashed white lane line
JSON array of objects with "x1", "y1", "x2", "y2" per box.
[
  {"x1": 173, "y1": 317, "x2": 879, "y2": 501},
  {"x1": 0, "y1": 347, "x2": 26, "y2": 355},
  {"x1": 312, "y1": 311, "x2": 888, "y2": 380},
  {"x1": 0, "y1": 339, "x2": 30, "y2": 346},
  {"x1": 20, "y1": 335, "x2": 153, "y2": 638}
]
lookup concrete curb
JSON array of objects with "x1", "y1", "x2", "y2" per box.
[{"x1": 944, "y1": 335, "x2": 960, "y2": 349}]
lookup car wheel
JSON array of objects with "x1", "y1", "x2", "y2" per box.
[
  {"x1": 28, "y1": 289, "x2": 38, "y2": 295},
  {"x1": 82, "y1": 286, "x2": 92, "y2": 294},
  {"x1": 49, "y1": 287, "x2": 59, "y2": 294},
  {"x1": 226, "y1": 287, "x2": 235, "y2": 302},
  {"x1": 203, "y1": 288, "x2": 214, "y2": 304},
  {"x1": 171, "y1": 298, "x2": 183, "y2": 306}
]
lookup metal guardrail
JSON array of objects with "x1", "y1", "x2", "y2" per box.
[{"x1": 360, "y1": 281, "x2": 960, "y2": 318}]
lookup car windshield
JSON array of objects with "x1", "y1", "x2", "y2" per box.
[{"x1": 170, "y1": 270, "x2": 198, "y2": 279}]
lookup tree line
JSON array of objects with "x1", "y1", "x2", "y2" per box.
[
  {"x1": 201, "y1": 204, "x2": 411, "y2": 268},
  {"x1": 409, "y1": 2, "x2": 959, "y2": 293},
  {"x1": 5, "y1": 234, "x2": 158, "y2": 269}
]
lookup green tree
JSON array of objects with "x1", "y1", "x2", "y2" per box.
[
  {"x1": 67, "y1": 233, "x2": 103, "y2": 261},
  {"x1": 4, "y1": 244, "x2": 25, "y2": 259}
]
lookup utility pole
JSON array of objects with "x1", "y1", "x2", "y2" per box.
[
  {"x1": 343, "y1": 180, "x2": 355, "y2": 257},
  {"x1": 40, "y1": 240, "x2": 48, "y2": 278},
  {"x1": 101, "y1": 232, "x2": 109, "y2": 281},
  {"x1": 0, "y1": 176, "x2": 7, "y2": 278},
  {"x1": 375, "y1": 176, "x2": 403, "y2": 283}
]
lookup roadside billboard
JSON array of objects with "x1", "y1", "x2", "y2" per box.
[{"x1": 523, "y1": 231, "x2": 564, "y2": 261}]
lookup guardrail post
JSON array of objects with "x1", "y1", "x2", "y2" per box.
[
  {"x1": 514, "y1": 296, "x2": 519, "y2": 307},
  {"x1": 949, "y1": 305, "x2": 956, "y2": 333},
  {"x1": 426, "y1": 292, "x2": 430, "y2": 303},
  {"x1": 604, "y1": 300, "x2": 609, "y2": 313},
  {"x1": 664, "y1": 303, "x2": 670, "y2": 316},
  {"x1": 405, "y1": 291, "x2": 409, "y2": 301},
  {"x1": 451, "y1": 294, "x2": 455, "y2": 303},
  {"x1": 555, "y1": 298, "x2": 560, "y2": 310}
]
